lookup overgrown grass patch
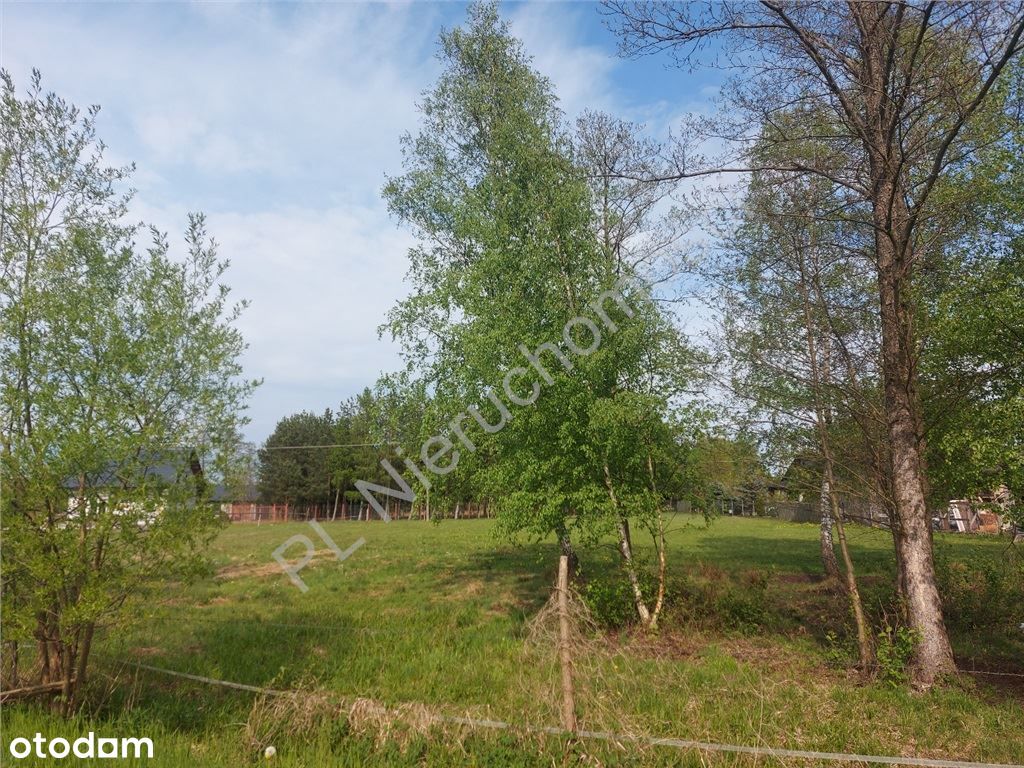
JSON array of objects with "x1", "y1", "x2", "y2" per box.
[{"x1": 4, "y1": 516, "x2": 1022, "y2": 766}]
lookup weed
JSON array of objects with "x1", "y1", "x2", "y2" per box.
[
  {"x1": 875, "y1": 624, "x2": 919, "y2": 686},
  {"x1": 936, "y1": 554, "x2": 1024, "y2": 632},
  {"x1": 823, "y1": 630, "x2": 853, "y2": 668},
  {"x1": 579, "y1": 565, "x2": 657, "y2": 629}
]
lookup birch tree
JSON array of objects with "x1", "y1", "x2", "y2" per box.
[
  {"x1": 382, "y1": 2, "x2": 704, "y2": 627},
  {"x1": 606, "y1": 0, "x2": 1024, "y2": 685},
  {"x1": 724, "y1": 158, "x2": 876, "y2": 669}
]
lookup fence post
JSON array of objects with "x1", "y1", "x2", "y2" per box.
[{"x1": 557, "y1": 555, "x2": 577, "y2": 734}]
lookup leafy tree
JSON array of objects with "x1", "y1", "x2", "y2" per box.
[
  {"x1": 719, "y1": 149, "x2": 877, "y2": 669},
  {"x1": 258, "y1": 409, "x2": 336, "y2": 506},
  {"x1": 331, "y1": 383, "x2": 426, "y2": 519},
  {"x1": 926, "y1": 254, "x2": 1024, "y2": 513},
  {"x1": 692, "y1": 435, "x2": 769, "y2": 514},
  {"x1": 331, "y1": 391, "x2": 380, "y2": 513},
  {"x1": 381, "y1": 2, "x2": 705, "y2": 627},
  {"x1": 0, "y1": 71, "x2": 255, "y2": 711},
  {"x1": 921, "y1": 66, "x2": 1024, "y2": 518}
]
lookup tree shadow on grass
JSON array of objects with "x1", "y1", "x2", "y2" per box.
[
  {"x1": 433, "y1": 541, "x2": 561, "y2": 629},
  {"x1": 689, "y1": 532, "x2": 895, "y2": 578}
]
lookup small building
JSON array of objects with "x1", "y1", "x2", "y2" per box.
[
  {"x1": 63, "y1": 450, "x2": 209, "y2": 525},
  {"x1": 943, "y1": 487, "x2": 1012, "y2": 533}
]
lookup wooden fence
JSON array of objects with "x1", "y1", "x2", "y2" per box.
[
  {"x1": 222, "y1": 500, "x2": 492, "y2": 523},
  {"x1": 768, "y1": 497, "x2": 889, "y2": 527}
]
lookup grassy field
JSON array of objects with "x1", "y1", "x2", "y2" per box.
[{"x1": 3, "y1": 516, "x2": 1023, "y2": 766}]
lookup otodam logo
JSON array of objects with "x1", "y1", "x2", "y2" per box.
[{"x1": 7, "y1": 732, "x2": 153, "y2": 760}]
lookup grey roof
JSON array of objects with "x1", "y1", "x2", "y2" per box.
[{"x1": 62, "y1": 450, "x2": 202, "y2": 491}]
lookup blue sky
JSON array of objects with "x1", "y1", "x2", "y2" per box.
[{"x1": 1, "y1": 1, "x2": 723, "y2": 443}]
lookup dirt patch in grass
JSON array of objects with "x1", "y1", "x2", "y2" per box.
[
  {"x1": 615, "y1": 629, "x2": 833, "y2": 679},
  {"x1": 718, "y1": 636, "x2": 831, "y2": 678},
  {"x1": 447, "y1": 579, "x2": 485, "y2": 599},
  {"x1": 957, "y1": 653, "x2": 1024, "y2": 674},
  {"x1": 959, "y1": 656, "x2": 1024, "y2": 701},
  {"x1": 967, "y1": 671, "x2": 1024, "y2": 701},
  {"x1": 130, "y1": 647, "x2": 164, "y2": 658},
  {"x1": 605, "y1": 628, "x2": 705, "y2": 662},
  {"x1": 215, "y1": 562, "x2": 286, "y2": 580},
  {"x1": 485, "y1": 597, "x2": 531, "y2": 617},
  {"x1": 215, "y1": 550, "x2": 338, "y2": 581},
  {"x1": 775, "y1": 572, "x2": 821, "y2": 584}
]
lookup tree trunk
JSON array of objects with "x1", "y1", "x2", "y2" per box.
[
  {"x1": 616, "y1": 517, "x2": 652, "y2": 626},
  {"x1": 650, "y1": 510, "x2": 667, "y2": 629},
  {"x1": 851, "y1": 4, "x2": 956, "y2": 684},
  {"x1": 819, "y1": 477, "x2": 842, "y2": 582},
  {"x1": 875, "y1": 198, "x2": 956, "y2": 686},
  {"x1": 67, "y1": 622, "x2": 95, "y2": 714},
  {"x1": 35, "y1": 614, "x2": 58, "y2": 686},
  {"x1": 824, "y1": 471, "x2": 873, "y2": 672},
  {"x1": 874, "y1": 458, "x2": 909, "y2": 605},
  {"x1": 556, "y1": 523, "x2": 578, "y2": 578},
  {"x1": 604, "y1": 463, "x2": 652, "y2": 626},
  {"x1": 2, "y1": 639, "x2": 19, "y2": 689},
  {"x1": 793, "y1": 230, "x2": 873, "y2": 673},
  {"x1": 646, "y1": 453, "x2": 667, "y2": 629}
]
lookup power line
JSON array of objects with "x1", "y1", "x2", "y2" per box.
[{"x1": 258, "y1": 442, "x2": 397, "y2": 451}]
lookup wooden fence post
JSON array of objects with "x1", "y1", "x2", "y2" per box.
[{"x1": 557, "y1": 555, "x2": 577, "y2": 734}]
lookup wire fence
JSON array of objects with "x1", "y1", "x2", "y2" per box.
[
  {"x1": 114, "y1": 658, "x2": 1024, "y2": 768},
  {"x1": 9, "y1": 589, "x2": 1024, "y2": 766}
]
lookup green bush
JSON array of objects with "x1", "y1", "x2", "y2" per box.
[
  {"x1": 716, "y1": 583, "x2": 771, "y2": 632},
  {"x1": 936, "y1": 555, "x2": 1024, "y2": 632},
  {"x1": 666, "y1": 567, "x2": 773, "y2": 633},
  {"x1": 823, "y1": 629, "x2": 854, "y2": 668},
  {"x1": 876, "y1": 624, "x2": 919, "y2": 686},
  {"x1": 580, "y1": 568, "x2": 657, "y2": 629}
]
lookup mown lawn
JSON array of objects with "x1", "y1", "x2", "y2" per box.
[{"x1": 4, "y1": 515, "x2": 1023, "y2": 766}]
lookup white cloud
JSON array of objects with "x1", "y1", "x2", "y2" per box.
[
  {"x1": 1, "y1": 1, "x2": 710, "y2": 442},
  {"x1": 129, "y1": 197, "x2": 413, "y2": 440},
  {"x1": 2, "y1": 3, "x2": 439, "y2": 194},
  {"x1": 134, "y1": 112, "x2": 208, "y2": 165},
  {"x1": 508, "y1": 3, "x2": 619, "y2": 120}
]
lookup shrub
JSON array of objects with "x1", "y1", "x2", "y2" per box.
[
  {"x1": 936, "y1": 555, "x2": 1024, "y2": 632},
  {"x1": 580, "y1": 567, "x2": 657, "y2": 629},
  {"x1": 875, "y1": 624, "x2": 919, "y2": 686},
  {"x1": 716, "y1": 585, "x2": 771, "y2": 633},
  {"x1": 667, "y1": 568, "x2": 773, "y2": 633}
]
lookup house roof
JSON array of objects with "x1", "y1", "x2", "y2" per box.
[
  {"x1": 208, "y1": 480, "x2": 258, "y2": 502},
  {"x1": 62, "y1": 450, "x2": 203, "y2": 491}
]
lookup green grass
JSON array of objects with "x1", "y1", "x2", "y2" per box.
[{"x1": 3, "y1": 516, "x2": 1023, "y2": 766}]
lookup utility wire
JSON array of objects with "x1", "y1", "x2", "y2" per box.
[{"x1": 258, "y1": 442, "x2": 397, "y2": 451}]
